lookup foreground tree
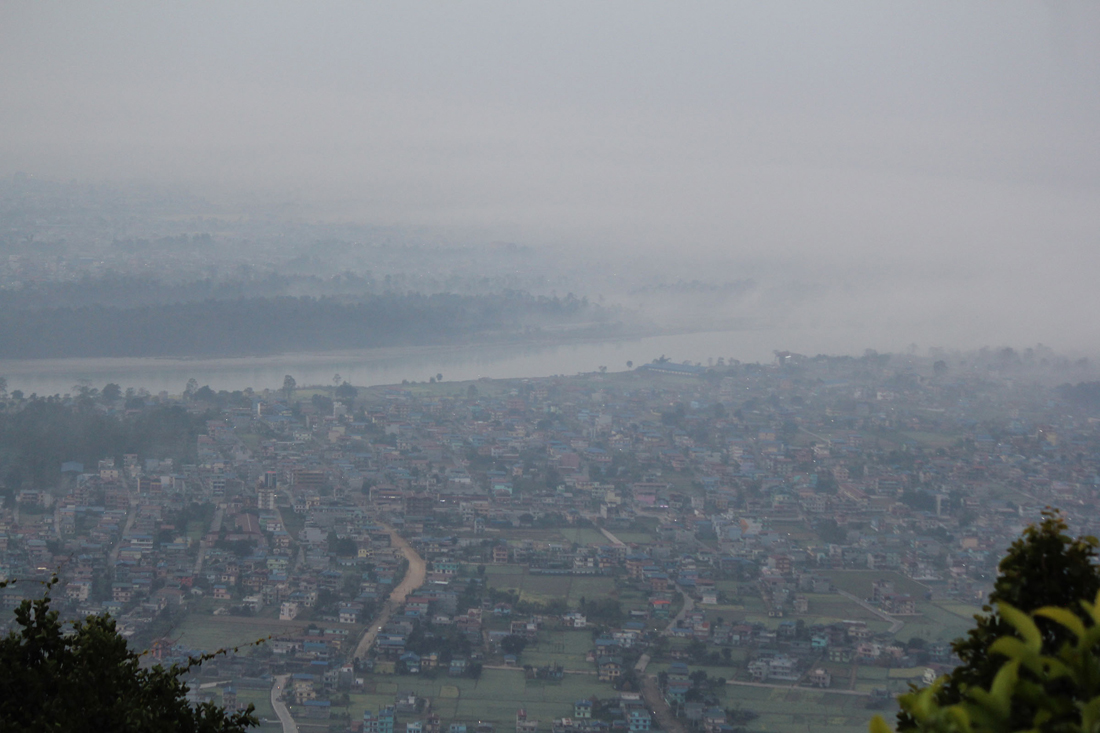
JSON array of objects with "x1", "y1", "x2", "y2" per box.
[
  {"x1": 0, "y1": 579, "x2": 257, "y2": 733},
  {"x1": 887, "y1": 510, "x2": 1100, "y2": 732},
  {"x1": 875, "y1": 594, "x2": 1100, "y2": 733}
]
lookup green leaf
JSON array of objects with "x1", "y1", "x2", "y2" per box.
[
  {"x1": 999, "y1": 602, "x2": 1043, "y2": 652},
  {"x1": 868, "y1": 715, "x2": 893, "y2": 733},
  {"x1": 1080, "y1": 695, "x2": 1100, "y2": 733},
  {"x1": 1034, "y1": 606, "x2": 1087, "y2": 641},
  {"x1": 989, "y1": 659, "x2": 1019, "y2": 716}
]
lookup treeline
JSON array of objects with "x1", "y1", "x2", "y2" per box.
[
  {"x1": 0, "y1": 272, "x2": 385, "y2": 310},
  {"x1": 0, "y1": 291, "x2": 607, "y2": 359},
  {"x1": 0, "y1": 399, "x2": 207, "y2": 489}
]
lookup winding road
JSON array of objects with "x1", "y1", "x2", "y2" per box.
[
  {"x1": 352, "y1": 524, "x2": 427, "y2": 660},
  {"x1": 271, "y1": 674, "x2": 297, "y2": 733}
]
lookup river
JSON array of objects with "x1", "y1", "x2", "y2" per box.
[{"x1": 0, "y1": 326, "x2": 897, "y2": 396}]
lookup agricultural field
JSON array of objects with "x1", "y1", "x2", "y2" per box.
[
  {"x1": 718, "y1": 684, "x2": 895, "y2": 733},
  {"x1": 797, "y1": 593, "x2": 891, "y2": 626},
  {"x1": 818, "y1": 571, "x2": 930, "y2": 601},
  {"x1": 902, "y1": 601, "x2": 981, "y2": 643},
  {"x1": 485, "y1": 567, "x2": 622, "y2": 607},
  {"x1": 609, "y1": 531, "x2": 656, "y2": 544},
  {"x1": 173, "y1": 614, "x2": 307, "y2": 652},
  {"x1": 233, "y1": 689, "x2": 278, "y2": 725},
  {"x1": 518, "y1": 629, "x2": 594, "y2": 669},
  {"x1": 347, "y1": 669, "x2": 617, "y2": 729},
  {"x1": 556, "y1": 527, "x2": 612, "y2": 545}
]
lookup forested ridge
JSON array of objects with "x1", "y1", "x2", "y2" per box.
[{"x1": 0, "y1": 290, "x2": 609, "y2": 359}]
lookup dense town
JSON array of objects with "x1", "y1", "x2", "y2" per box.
[{"x1": 3, "y1": 350, "x2": 1099, "y2": 733}]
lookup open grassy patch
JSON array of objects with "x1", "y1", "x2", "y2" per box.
[
  {"x1": 174, "y1": 615, "x2": 304, "y2": 652},
  {"x1": 717, "y1": 684, "x2": 890, "y2": 733},
  {"x1": 820, "y1": 571, "x2": 929, "y2": 600}
]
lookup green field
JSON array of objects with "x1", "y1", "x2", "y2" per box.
[
  {"x1": 519, "y1": 630, "x2": 594, "y2": 669},
  {"x1": 482, "y1": 564, "x2": 525, "y2": 576},
  {"x1": 485, "y1": 569, "x2": 621, "y2": 607},
  {"x1": 608, "y1": 531, "x2": 653, "y2": 544},
  {"x1": 348, "y1": 669, "x2": 616, "y2": 728},
  {"x1": 233, "y1": 688, "x2": 277, "y2": 723},
  {"x1": 718, "y1": 684, "x2": 895, "y2": 733},
  {"x1": 901, "y1": 602, "x2": 981, "y2": 643},
  {"x1": 557, "y1": 528, "x2": 612, "y2": 545},
  {"x1": 174, "y1": 615, "x2": 307, "y2": 652},
  {"x1": 819, "y1": 571, "x2": 929, "y2": 601}
]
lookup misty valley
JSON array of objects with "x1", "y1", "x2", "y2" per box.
[{"x1": 4, "y1": 4, "x2": 1100, "y2": 732}]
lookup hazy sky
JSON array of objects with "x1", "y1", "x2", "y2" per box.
[{"x1": 3, "y1": 2, "x2": 1100, "y2": 351}]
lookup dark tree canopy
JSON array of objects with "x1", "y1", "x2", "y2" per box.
[
  {"x1": 0, "y1": 291, "x2": 605, "y2": 359},
  {"x1": 0, "y1": 580, "x2": 257, "y2": 733},
  {"x1": 897, "y1": 510, "x2": 1100, "y2": 731}
]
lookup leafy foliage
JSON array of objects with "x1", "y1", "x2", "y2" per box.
[
  {"x1": 886, "y1": 511, "x2": 1100, "y2": 732},
  {"x1": 0, "y1": 579, "x2": 257, "y2": 733},
  {"x1": 873, "y1": 593, "x2": 1100, "y2": 732}
]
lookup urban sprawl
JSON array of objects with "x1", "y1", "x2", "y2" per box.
[{"x1": 2, "y1": 351, "x2": 1096, "y2": 733}]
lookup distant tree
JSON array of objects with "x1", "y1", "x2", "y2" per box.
[
  {"x1": 932, "y1": 360, "x2": 948, "y2": 377},
  {"x1": 194, "y1": 386, "x2": 221, "y2": 405},
  {"x1": 101, "y1": 383, "x2": 122, "y2": 402},
  {"x1": 626, "y1": 361, "x2": 633, "y2": 369},
  {"x1": 282, "y1": 375, "x2": 296, "y2": 400},
  {"x1": 312, "y1": 394, "x2": 334, "y2": 415},
  {"x1": 335, "y1": 382, "x2": 358, "y2": 401},
  {"x1": 500, "y1": 635, "x2": 527, "y2": 655},
  {"x1": 185, "y1": 377, "x2": 198, "y2": 398},
  {"x1": 328, "y1": 531, "x2": 358, "y2": 557},
  {"x1": 436, "y1": 373, "x2": 443, "y2": 382}
]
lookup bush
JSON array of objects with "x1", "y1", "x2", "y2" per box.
[
  {"x1": 872, "y1": 594, "x2": 1100, "y2": 733},
  {"x1": 0, "y1": 578, "x2": 258, "y2": 732}
]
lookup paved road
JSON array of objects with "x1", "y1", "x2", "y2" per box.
[
  {"x1": 352, "y1": 524, "x2": 427, "y2": 660},
  {"x1": 108, "y1": 499, "x2": 140, "y2": 567},
  {"x1": 271, "y1": 674, "x2": 297, "y2": 733}
]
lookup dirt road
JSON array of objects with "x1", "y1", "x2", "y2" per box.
[
  {"x1": 642, "y1": 674, "x2": 687, "y2": 733},
  {"x1": 352, "y1": 524, "x2": 427, "y2": 660}
]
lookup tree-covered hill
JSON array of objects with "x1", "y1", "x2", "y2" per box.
[{"x1": 0, "y1": 291, "x2": 612, "y2": 359}]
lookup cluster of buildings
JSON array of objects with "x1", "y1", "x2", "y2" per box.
[{"x1": 4, "y1": 350, "x2": 1100, "y2": 730}]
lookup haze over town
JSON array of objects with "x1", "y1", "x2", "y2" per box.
[
  {"x1": 4, "y1": 5, "x2": 1100, "y2": 733},
  {"x1": 3, "y1": 2, "x2": 1100, "y2": 357}
]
